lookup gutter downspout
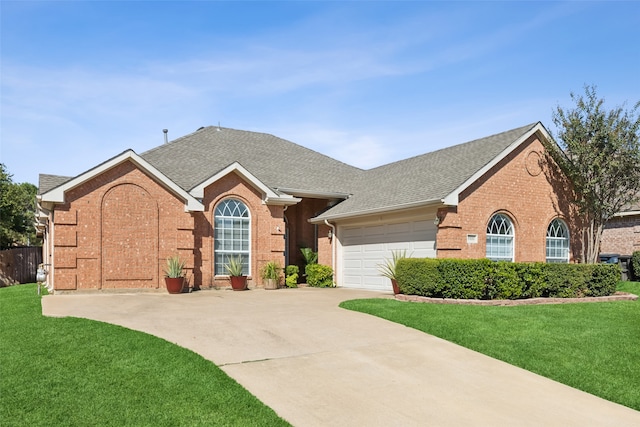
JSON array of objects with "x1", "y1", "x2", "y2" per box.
[{"x1": 324, "y1": 220, "x2": 337, "y2": 286}]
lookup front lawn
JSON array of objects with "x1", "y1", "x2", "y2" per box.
[
  {"x1": 340, "y1": 281, "x2": 640, "y2": 412},
  {"x1": 0, "y1": 284, "x2": 290, "y2": 427}
]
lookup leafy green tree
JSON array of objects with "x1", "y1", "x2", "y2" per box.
[
  {"x1": 0, "y1": 164, "x2": 39, "y2": 248},
  {"x1": 545, "y1": 86, "x2": 640, "y2": 263}
]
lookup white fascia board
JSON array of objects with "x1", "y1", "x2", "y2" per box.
[
  {"x1": 613, "y1": 210, "x2": 640, "y2": 218},
  {"x1": 39, "y1": 149, "x2": 205, "y2": 212},
  {"x1": 190, "y1": 162, "x2": 300, "y2": 205},
  {"x1": 265, "y1": 195, "x2": 302, "y2": 206},
  {"x1": 275, "y1": 187, "x2": 351, "y2": 200},
  {"x1": 310, "y1": 199, "x2": 442, "y2": 223},
  {"x1": 442, "y1": 122, "x2": 550, "y2": 206}
]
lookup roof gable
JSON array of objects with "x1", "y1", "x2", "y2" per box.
[
  {"x1": 140, "y1": 126, "x2": 363, "y2": 195},
  {"x1": 442, "y1": 122, "x2": 549, "y2": 205},
  {"x1": 190, "y1": 162, "x2": 301, "y2": 206},
  {"x1": 39, "y1": 150, "x2": 205, "y2": 212},
  {"x1": 313, "y1": 122, "x2": 543, "y2": 221}
]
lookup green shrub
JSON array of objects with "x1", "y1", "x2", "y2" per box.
[
  {"x1": 587, "y1": 263, "x2": 620, "y2": 296},
  {"x1": 306, "y1": 264, "x2": 334, "y2": 288},
  {"x1": 631, "y1": 251, "x2": 640, "y2": 281},
  {"x1": 396, "y1": 258, "x2": 441, "y2": 296},
  {"x1": 491, "y1": 262, "x2": 522, "y2": 300},
  {"x1": 395, "y1": 258, "x2": 619, "y2": 300},
  {"x1": 300, "y1": 248, "x2": 318, "y2": 266},
  {"x1": 285, "y1": 265, "x2": 299, "y2": 288},
  {"x1": 438, "y1": 258, "x2": 492, "y2": 299},
  {"x1": 543, "y1": 263, "x2": 586, "y2": 298},
  {"x1": 516, "y1": 262, "x2": 546, "y2": 298}
]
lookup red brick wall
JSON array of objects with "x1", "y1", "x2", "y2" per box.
[
  {"x1": 197, "y1": 172, "x2": 286, "y2": 289},
  {"x1": 601, "y1": 215, "x2": 640, "y2": 256},
  {"x1": 50, "y1": 162, "x2": 322, "y2": 292},
  {"x1": 52, "y1": 161, "x2": 194, "y2": 291},
  {"x1": 436, "y1": 135, "x2": 582, "y2": 262}
]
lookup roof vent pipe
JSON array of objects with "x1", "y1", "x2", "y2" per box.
[{"x1": 163, "y1": 129, "x2": 168, "y2": 144}]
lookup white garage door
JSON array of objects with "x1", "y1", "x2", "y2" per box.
[{"x1": 340, "y1": 220, "x2": 437, "y2": 291}]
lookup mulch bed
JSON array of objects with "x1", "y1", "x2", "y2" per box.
[{"x1": 394, "y1": 292, "x2": 638, "y2": 306}]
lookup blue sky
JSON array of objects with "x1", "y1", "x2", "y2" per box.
[{"x1": 2, "y1": 1, "x2": 639, "y2": 186}]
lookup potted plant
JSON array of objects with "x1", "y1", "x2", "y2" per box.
[
  {"x1": 377, "y1": 250, "x2": 410, "y2": 295},
  {"x1": 261, "y1": 261, "x2": 281, "y2": 290},
  {"x1": 164, "y1": 255, "x2": 186, "y2": 294},
  {"x1": 225, "y1": 256, "x2": 247, "y2": 291}
]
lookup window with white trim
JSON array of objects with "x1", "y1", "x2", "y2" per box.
[
  {"x1": 214, "y1": 199, "x2": 250, "y2": 275},
  {"x1": 486, "y1": 213, "x2": 514, "y2": 261},
  {"x1": 546, "y1": 218, "x2": 569, "y2": 263}
]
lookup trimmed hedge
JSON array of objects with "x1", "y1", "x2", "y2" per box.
[
  {"x1": 395, "y1": 258, "x2": 620, "y2": 300},
  {"x1": 632, "y1": 251, "x2": 640, "y2": 281},
  {"x1": 306, "y1": 264, "x2": 334, "y2": 288}
]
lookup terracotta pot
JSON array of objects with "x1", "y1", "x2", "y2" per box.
[
  {"x1": 264, "y1": 278, "x2": 278, "y2": 290},
  {"x1": 165, "y1": 277, "x2": 184, "y2": 294},
  {"x1": 230, "y1": 276, "x2": 248, "y2": 291},
  {"x1": 391, "y1": 279, "x2": 401, "y2": 295}
]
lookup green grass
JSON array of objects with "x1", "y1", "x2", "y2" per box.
[
  {"x1": 340, "y1": 281, "x2": 640, "y2": 411},
  {"x1": 0, "y1": 284, "x2": 290, "y2": 427}
]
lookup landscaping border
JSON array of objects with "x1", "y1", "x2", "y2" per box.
[{"x1": 395, "y1": 292, "x2": 638, "y2": 306}]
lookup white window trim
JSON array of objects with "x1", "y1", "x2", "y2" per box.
[
  {"x1": 214, "y1": 198, "x2": 251, "y2": 276},
  {"x1": 486, "y1": 213, "x2": 515, "y2": 262},
  {"x1": 546, "y1": 218, "x2": 570, "y2": 263}
]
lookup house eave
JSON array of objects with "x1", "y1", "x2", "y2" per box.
[
  {"x1": 264, "y1": 196, "x2": 303, "y2": 206},
  {"x1": 613, "y1": 210, "x2": 640, "y2": 218},
  {"x1": 310, "y1": 199, "x2": 443, "y2": 223},
  {"x1": 275, "y1": 187, "x2": 351, "y2": 200}
]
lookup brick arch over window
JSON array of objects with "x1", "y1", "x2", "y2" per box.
[
  {"x1": 486, "y1": 213, "x2": 514, "y2": 261},
  {"x1": 101, "y1": 183, "x2": 158, "y2": 288},
  {"x1": 214, "y1": 198, "x2": 251, "y2": 276}
]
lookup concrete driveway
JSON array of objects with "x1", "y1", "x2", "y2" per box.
[{"x1": 42, "y1": 288, "x2": 640, "y2": 426}]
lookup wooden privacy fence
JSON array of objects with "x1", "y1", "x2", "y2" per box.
[{"x1": 0, "y1": 246, "x2": 43, "y2": 286}]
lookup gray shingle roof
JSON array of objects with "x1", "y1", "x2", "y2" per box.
[
  {"x1": 39, "y1": 123, "x2": 542, "y2": 221},
  {"x1": 140, "y1": 127, "x2": 363, "y2": 195},
  {"x1": 314, "y1": 123, "x2": 539, "y2": 220},
  {"x1": 38, "y1": 174, "x2": 72, "y2": 195}
]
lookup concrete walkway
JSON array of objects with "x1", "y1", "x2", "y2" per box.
[{"x1": 42, "y1": 288, "x2": 640, "y2": 426}]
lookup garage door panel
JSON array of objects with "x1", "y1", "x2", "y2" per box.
[
  {"x1": 363, "y1": 259, "x2": 380, "y2": 268},
  {"x1": 343, "y1": 245, "x2": 364, "y2": 254},
  {"x1": 363, "y1": 242, "x2": 385, "y2": 250},
  {"x1": 413, "y1": 240, "x2": 436, "y2": 251},
  {"x1": 344, "y1": 259, "x2": 362, "y2": 268},
  {"x1": 363, "y1": 276, "x2": 384, "y2": 289},
  {"x1": 341, "y1": 219, "x2": 437, "y2": 290},
  {"x1": 343, "y1": 275, "x2": 363, "y2": 285}
]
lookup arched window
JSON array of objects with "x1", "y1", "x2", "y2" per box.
[
  {"x1": 486, "y1": 213, "x2": 514, "y2": 261},
  {"x1": 214, "y1": 199, "x2": 250, "y2": 275},
  {"x1": 546, "y1": 219, "x2": 569, "y2": 263}
]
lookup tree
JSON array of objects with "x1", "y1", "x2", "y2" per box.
[
  {"x1": 545, "y1": 85, "x2": 640, "y2": 263},
  {"x1": 0, "y1": 164, "x2": 39, "y2": 248}
]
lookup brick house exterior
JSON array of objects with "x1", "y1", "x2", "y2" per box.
[
  {"x1": 435, "y1": 133, "x2": 581, "y2": 261},
  {"x1": 601, "y1": 206, "x2": 640, "y2": 257},
  {"x1": 37, "y1": 122, "x2": 622, "y2": 293}
]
